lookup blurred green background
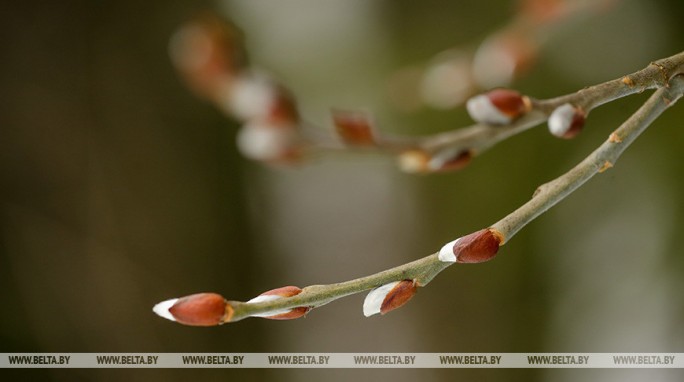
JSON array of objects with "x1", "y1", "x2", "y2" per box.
[{"x1": 1, "y1": 0, "x2": 683, "y2": 380}]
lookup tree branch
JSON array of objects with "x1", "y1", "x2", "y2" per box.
[
  {"x1": 153, "y1": 73, "x2": 683, "y2": 326},
  {"x1": 492, "y1": 74, "x2": 684, "y2": 241},
  {"x1": 159, "y1": 13, "x2": 684, "y2": 326}
]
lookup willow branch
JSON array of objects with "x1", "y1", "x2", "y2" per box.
[
  {"x1": 168, "y1": 13, "x2": 684, "y2": 174},
  {"x1": 162, "y1": 0, "x2": 684, "y2": 328},
  {"x1": 492, "y1": 74, "x2": 684, "y2": 241},
  {"x1": 417, "y1": 51, "x2": 684, "y2": 156},
  {"x1": 154, "y1": 74, "x2": 683, "y2": 326}
]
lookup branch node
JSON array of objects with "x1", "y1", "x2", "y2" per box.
[
  {"x1": 621, "y1": 75, "x2": 635, "y2": 87},
  {"x1": 649, "y1": 61, "x2": 669, "y2": 87},
  {"x1": 608, "y1": 132, "x2": 623, "y2": 143},
  {"x1": 598, "y1": 160, "x2": 614, "y2": 173}
]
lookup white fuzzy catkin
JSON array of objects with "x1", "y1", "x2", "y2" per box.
[
  {"x1": 438, "y1": 238, "x2": 460, "y2": 262},
  {"x1": 466, "y1": 94, "x2": 512, "y2": 125},
  {"x1": 548, "y1": 103, "x2": 578, "y2": 137},
  {"x1": 222, "y1": 72, "x2": 278, "y2": 121},
  {"x1": 246, "y1": 294, "x2": 292, "y2": 318},
  {"x1": 236, "y1": 122, "x2": 295, "y2": 161}
]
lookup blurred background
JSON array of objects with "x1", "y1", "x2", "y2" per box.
[{"x1": 1, "y1": 0, "x2": 683, "y2": 380}]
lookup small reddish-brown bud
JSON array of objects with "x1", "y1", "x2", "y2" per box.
[
  {"x1": 439, "y1": 228, "x2": 504, "y2": 263},
  {"x1": 332, "y1": 111, "x2": 376, "y2": 146},
  {"x1": 268, "y1": 88, "x2": 300, "y2": 126},
  {"x1": 247, "y1": 286, "x2": 311, "y2": 320},
  {"x1": 428, "y1": 149, "x2": 473, "y2": 172},
  {"x1": 466, "y1": 89, "x2": 531, "y2": 125},
  {"x1": 153, "y1": 293, "x2": 232, "y2": 326},
  {"x1": 548, "y1": 103, "x2": 585, "y2": 139},
  {"x1": 169, "y1": 15, "x2": 246, "y2": 100},
  {"x1": 363, "y1": 280, "x2": 418, "y2": 317},
  {"x1": 399, "y1": 149, "x2": 472, "y2": 173}
]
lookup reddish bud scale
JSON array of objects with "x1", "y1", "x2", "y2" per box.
[
  {"x1": 168, "y1": 293, "x2": 232, "y2": 326},
  {"x1": 252, "y1": 286, "x2": 311, "y2": 320},
  {"x1": 259, "y1": 285, "x2": 302, "y2": 297},
  {"x1": 267, "y1": 88, "x2": 300, "y2": 126},
  {"x1": 467, "y1": 88, "x2": 531, "y2": 125},
  {"x1": 170, "y1": 15, "x2": 246, "y2": 100},
  {"x1": 454, "y1": 228, "x2": 504, "y2": 263},
  {"x1": 487, "y1": 89, "x2": 530, "y2": 118},
  {"x1": 332, "y1": 112, "x2": 376, "y2": 146},
  {"x1": 435, "y1": 150, "x2": 473, "y2": 172},
  {"x1": 263, "y1": 307, "x2": 311, "y2": 320},
  {"x1": 380, "y1": 280, "x2": 418, "y2": 315},
  {"x1": 561, "y1": 113, "x2": 585, "y2": 139}
]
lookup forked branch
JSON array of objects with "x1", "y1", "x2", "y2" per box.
[{"x1": 154, "y1": 47, "x2": 684, "y2": 325}]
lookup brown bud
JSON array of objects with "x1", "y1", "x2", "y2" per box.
[
  {"x1": 363, "y1": 280, "x2": 418, "y2": 317},
  {"x1": 154, "y1": 293, "x2": 232, "y2": 326},
  {"x1": 439, "y1": 228, "x2": 504, "y2": 263},
  {"x1": 487, "y1": 89, "x2": 531, "y2": 118},
  {"x1": 548, "y1": 103, "x2": 585, "y2": 139},
  {"x1": 268, "y1": 88, "x2": 300, "y2": 126},
  {"x1": 455, "y1": 228, "x2": 504, "y2": 263},
  {"x1": 380, "y1": 280, "x2": 418, "y2": 315},
  {"x1": 169, "y1": 14, "x2": 246, "y2": 100},
  {"x1": 332, "y1": 111, "x2": 376, "y2": 146},
  {"x1": 259, "y1": 285, "x2": 303, "y2": 298},
  {"x1": 429, "y1": 149, "x2": 473, "y2": 172},
  {"x1": 466, "y1": 89, "x2": 531, "y2": 125},
  {"x1": 248, "y1": 286, "x2": 311, "y2": 320}
]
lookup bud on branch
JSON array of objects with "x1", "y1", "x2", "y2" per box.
[
  {"x1": 548, "y1": 103, "x2": 585, "y2": 139},
  {"x1": 153, "y1": 293, "x2": 232, "y2": 327},
  {"x1": 466, "y1": 89, "x2": 532, "y2": 125},
  {"x1": 246, "y1": 286, "x2": 310, "y2": 320},
  {"x1": 363, "y1": 280, "x2": 418, "y2": 317},
  {"x1": 438, "y1": 228, "x2": 504, "y2": 263}
]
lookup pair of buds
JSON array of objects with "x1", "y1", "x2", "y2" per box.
[
  {"x1": 466, "y1": 88, "x2": 586, "y2": 139},
  {"x1": 365, "y1": 228, "x2": 503, "y2": 316},
  {"x1": 153, "y1": 286, "x2": 309, "y2": 327},
  {"x1": 170, "y1": 16, "x2": 303, "y2": 164}
]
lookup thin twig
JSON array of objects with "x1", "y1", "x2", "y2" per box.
[
  {"x1": 303, "y1": 51, "x2": 684, "y2": 172},
  {"x1": 417, "y1": 51, "x2": 684, "y2": 157},
  {"x1": 492, "y1": 74, "x2": 684, "y2": 241}
]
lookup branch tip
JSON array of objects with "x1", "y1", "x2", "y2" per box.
[{"x1": 154, "y1": 293, "x2": 231, "y2": 327}]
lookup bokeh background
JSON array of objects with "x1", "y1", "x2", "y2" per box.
[{"x1": 2, "y1": 0, "x2": 683, "y2": 380}]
